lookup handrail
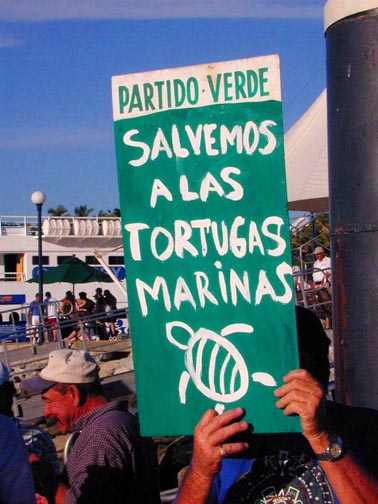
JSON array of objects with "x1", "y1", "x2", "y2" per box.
[{"x1": 0, "y1": 215, "x2": 122, "y2": 238}]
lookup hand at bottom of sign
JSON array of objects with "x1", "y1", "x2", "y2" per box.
[{"x1": 191, "y1": 407, "x2": 250, "y2": 481}]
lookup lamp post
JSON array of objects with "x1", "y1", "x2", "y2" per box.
[{"x1": 31, "y1": 191, "x2": 46, "y2": 341}]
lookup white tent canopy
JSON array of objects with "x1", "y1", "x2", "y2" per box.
[{"x1": 285, "y1": 89, "x2": 329, "y2": 212}]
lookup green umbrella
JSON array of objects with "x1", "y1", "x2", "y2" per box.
[{"x1": 28, "y1": 255, "x2": 113, "y2": 293}]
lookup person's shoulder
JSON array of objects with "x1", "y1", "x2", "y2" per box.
[
  {"x1": 0, "y1": 413, "x2": 15, "y2": 428},
  {"x1": 82, "y1": 400, "x2": 134, "y2": 426},
  {"x1": 104, "y1": 402, "x2": 138, "y2": 433},
  {"x1": 79, "y1": 402, "x2": 139, "y2": 447},
  {"x1": 0, "y1": 414, "x2": 23, "y2": 442}
]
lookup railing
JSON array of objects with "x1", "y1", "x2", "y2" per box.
[
  {"x1": 0, "y1": 300, "x2": 127, "y2": 340},
  {"x1": 0, "y1": 215, "x2": 122, "y2": 238},
  {"x1": 0, "y1": 272, "x2": 27, "y2": 282}
]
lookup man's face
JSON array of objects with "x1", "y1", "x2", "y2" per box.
[
  {"x1": 42, "y1": 384, "x2": 76, "y2": 434},
  {"x1": 315, "y1": 251, "x2": 324, "y2": 261}
]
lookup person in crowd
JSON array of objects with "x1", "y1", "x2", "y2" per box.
[
  {"x1": 77, "y1": 291, "x2": 96, "y2": 339},
  {"x1": 93, "y1": 287, "x2": 106, "y2": 310},
  {"x1": 59, "y1": 291, "x2": 80, "y2": 344},
  {"x1": 312, "y1": 246, "x2": 332, "y2": 328},
  {"x1": 65, "y1": 292, "x2": 96, "y2": 346},
  {"x1": 104, "y1": 289, "x2": 118, "y2": 337},
  {"x1": 0, "y1": 412, "x2": 37, "y2": 503},
  {"x1": 93, "y1": 287, "x2": 107, "y2": 339},
  {"x1": 312, "y1": 246, "x2": 332, "y2": 288},
  {"x1": 77, "y1": 291, "x2": 95, "y2": 315},
  {"x1": 22, "y1": 349, "x2": 160, "y2": 503},
  {"x1": 0, "y1": 361, "x2": 60, "y2": 495},
  {"x1": 175, "y1": 306, "x2": 378, "y2": 504},
  {"x1": 64, "y1": 324, "x2": 86, "y2": 348},
  {"x1": 44, "y1": 291, "x2": 59, "y2": 342},
  {"x1": 28, "y1": 292, "x2": 43, "y2": 345},
  {"x1": 59, "y1": 291, "x2": 77, "y2": 317}
]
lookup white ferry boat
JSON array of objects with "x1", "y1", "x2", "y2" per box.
[{"x1": 0, "y1": 214, "x2": 126, "y2": 315}]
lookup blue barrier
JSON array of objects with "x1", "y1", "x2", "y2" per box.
[{"x1": 0, "y1": 321, "x2": 27, "y2": 342}]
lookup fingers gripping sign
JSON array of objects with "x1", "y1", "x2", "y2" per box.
[
  {"x1": 191, "y1": 407, "x2": 250, "y2": 480},
  {"x1": 274, "y1": 369, "x2": 327, "y2": 441}
]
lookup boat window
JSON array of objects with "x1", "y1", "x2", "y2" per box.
[
  {"x1": 57, "y1": 255, "x2": 71, "y2": 265},
  {"x1": 109, "y1": 256, "x2": 124, "y2": 265},
  {"x1": 85, "y1": 256, "x2": 98, "y2": 265},
  {"x1": 32, "y1": 256, "x2": 49, "y2": 265}
]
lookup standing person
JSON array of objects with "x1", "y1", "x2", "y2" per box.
[
  {"x1": 312, "y1": 246, "x2": 332, "y2": 328},
  {"x1": 77, "y1": 291, "x2": 95, "y2": 316},
  {"x1": 312, "y1": 246, "x2": 332, "y2": 288},
  {"x1": 65, "y1": 292, "x2": 96, "y2": 346},
  {"x1": 22, "y1": 349, "x2": 160, "y2": 504},
  {"x1": 175, "y1": 306, "x2": 378, "y2": 504},
  {"x1": 93, "y1": 287, "x2": 107, "y2": 339},
  {"x1": 59, "y1": 291, "x2": 78, "y2": 342},
  {"x1": 28, "y1": 293, "x2": 43, "y2": 345},
  {"x1": 77, "y1": 291, "x2": 96, "y2": 339},
  {"x1": 60, "y1": 291, "x2": 77, "y2": 317},
  {"x1": 93, "y1": 287, "x2": 106, "y2": 309},
  {"x1": 44, "y1": 292, "x2": 59, "y2": 342},
  {"x1": 0, "y1": 413, "x2": 37, "y2": 504},
  {"x1": 104, "y1": 289, "x2": 118, "y2": 337}
]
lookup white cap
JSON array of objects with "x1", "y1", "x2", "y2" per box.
[{"x1": 22, "y1": 349, "x2": 99, "y2": 393}]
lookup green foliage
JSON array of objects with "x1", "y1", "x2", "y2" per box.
[
  {"x1": 47, "y1": 204, "x2": 68, "y2": 216},
  {"x1": 74, "y1": 205, "x2": 94, "y2": 217}
]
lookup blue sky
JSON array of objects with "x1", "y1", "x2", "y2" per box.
[{"x1": 0, "y1": 1, "x2": 326, "y2": 216}]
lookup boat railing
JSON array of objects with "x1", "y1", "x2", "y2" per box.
[
  {"x1": 0, "y1": 271, "x2": 27, "y2": 282},
  {"x1": 0, "y1": 302, "x2": 129, "y2": 374},
  {"x1": 0, "y1": 215, "x2": 122, "y2": 238}
]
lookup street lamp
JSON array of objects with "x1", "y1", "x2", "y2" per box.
[{"x1": 31, "y1": 190, "x2": 46, "y2": 306}]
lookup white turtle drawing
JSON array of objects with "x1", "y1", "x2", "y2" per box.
[{"x1": 166, "y1": 322, "x2": 277, "y2": 413}]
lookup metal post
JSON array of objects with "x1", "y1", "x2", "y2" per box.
[
  {"x1": 31, "y1": 190, "x2": 46, "y2": 345},
  {"x1": 37, "y1": 203, "x2": 44, "y2": 303},
  {"x1": 325, "y1": 1, "x2": 378, "y2": 409}
]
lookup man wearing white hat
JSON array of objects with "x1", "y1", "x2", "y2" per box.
[
  {"x1": 312, "y1": 246, "x2": 332, "y2": 328},
  {"x1": 312, "y1": 246, "x2": 332, "y2": 287},
  {"x1": 22, "y1": 349, "x2": 159, "y2": 504}
]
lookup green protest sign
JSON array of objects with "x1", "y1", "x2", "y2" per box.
[{"x1": 112, "y1": 56, "x2": 300, "y2": 435}]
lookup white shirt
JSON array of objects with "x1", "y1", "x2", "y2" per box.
[
  {"x1": 313, "y1": 256, "x2": 331, "y2": 283},
  {"x1": 44, "y1": 296, "x2": 58, "y2": 318}
]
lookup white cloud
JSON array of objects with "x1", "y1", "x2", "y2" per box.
[{"x1": 0, "y1": 0, "x2": 323, "y2": 21}]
